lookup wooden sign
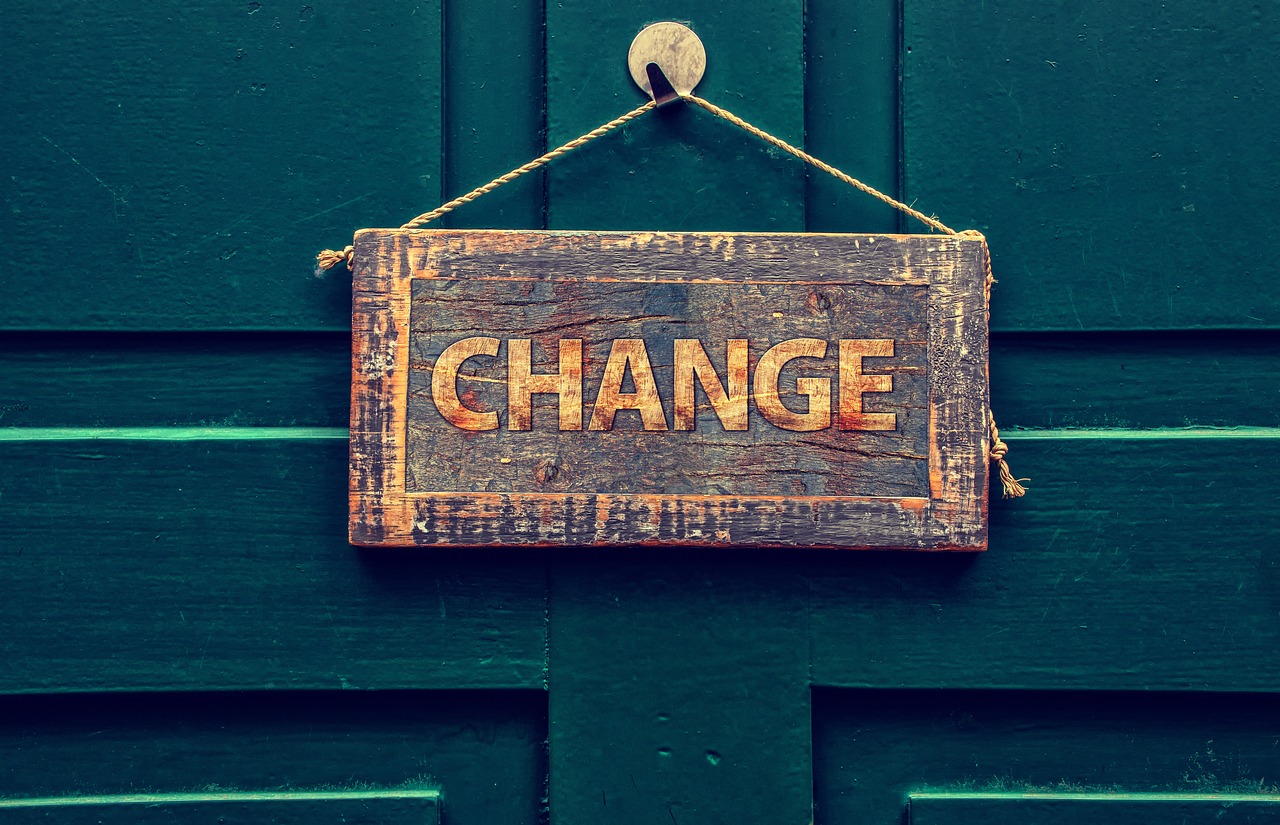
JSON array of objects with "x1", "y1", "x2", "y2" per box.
[{"x1": 350, "y1": 230, "x2": 990, "y2": 550}]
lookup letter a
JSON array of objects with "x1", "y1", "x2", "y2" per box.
[{"x1": 588, "y1": 340, "x2": 668, "y2": 431}]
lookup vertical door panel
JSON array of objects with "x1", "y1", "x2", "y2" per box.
[
  {"x1": 548, "y1": 555, "x2": 812, "y2": 825},
  {"x1": 815, "y1": 688, "x2": 1280, "y2": 825},
  {"x1": 0, "y1": 0, "x2": 444, "y2": 331},
  {"x1": 0, "y1": 692, "x2": 542, "y2": 825},
  {"x1": 805, "y1": 0, "x2": 902, "y2": 233},
  {"x1": 903, "y1": 0, "x2": 1280, "y2": 330},
  {"x1": 546, "y1": 3, "x2": 806, "y2": 231},
  {"x1": 442, "y1": 0, "x2": 546, "y2": 229}
]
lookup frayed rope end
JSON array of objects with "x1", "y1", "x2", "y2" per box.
[
  {"x1": 988, "y1": 414, "x2": 1028, "y2": 499},
  {"x1": 994, "y1": 459, "x2": 1029, "y2": 499},
  {"x1": 315, "y1": 245, "x2": 354, "y2": 277}
]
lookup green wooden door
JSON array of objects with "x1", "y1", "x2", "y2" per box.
[{"x1": 3, "y1": 2, "x2": 1278, "y2": 823}]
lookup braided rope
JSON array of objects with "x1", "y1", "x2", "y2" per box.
[
  {"x1": 315, "y1": 100, "x2": 658, "y2": 270},
  {"x1": 400, "y1": 99, "x2": 659, "y2": 229},
  {"x1": 683, "y1": 94, "x2": 956, "y2": 235},
  {"x1": 316, "y1": 91, "x2": 1026, "y2": 497}
]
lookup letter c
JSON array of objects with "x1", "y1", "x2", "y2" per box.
[{"x1": 432, "y1": 337, "x2": 500, "y2": 430}]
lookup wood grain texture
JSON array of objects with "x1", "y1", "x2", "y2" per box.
[
  {"x1": 990, "y1": 331, "x2": 1280, "y2": 428},
  {"x1": 904, "y1": 0, "x2": 1280, "y2": 330},
  {"x1": 5, "y1": 432, "x2": 1274, "y2": 695},
  {"x1": 809, "y1": 433, "x2": 1280, "y2": 691},
  {"x1": 0, "y1": 332, "x2": 350, "y2": 428},
  {"x1": 546, "y1": 2, "x2": 805, "y2": 232},
  {"x1": 5, "y1": 331, "x2": 1279, "y2": 430},
  {"x1": 6, "y1": 4, "x2": 1278, "y2": 824},
  {"x1": 405, "y1": 280, "x2": 930, "y2": 497},
  {"x1": 350, "y1": 229, "x2": 989, "y2": 549},
  {"x1": 548, "y1": 558, "x2": 812, "y2": 825},
  {"x1": 0, "y1": 437, "x2": 546, "y2": 693},
  {"x1": 0, "y1": 691, "x2": 544, "y2": 825},
  {"x1": 0, "y1": 1, "x2": 442, "y2": 332},
  {"x1": 804, "y1": 0, "x2": 901, "y2": 233},
  {"x1": 815, "y1": 689, "x2": 1280, "y2": 825},
  {"x1": 441, "y1": 0, "x2": 545, "y2": 230}
]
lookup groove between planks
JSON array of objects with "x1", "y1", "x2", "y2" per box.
[{"x1": 3, "y1": 427, "x2": 1279, "y2": 442}]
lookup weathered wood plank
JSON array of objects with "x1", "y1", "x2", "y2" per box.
[
  {"x1": 405, "y1": 280, "x2": 931, "y2": 497},
  {"x1": 0, "y1": 437, "x2": 546, "y2": 693},
  {"x1": 4, "y1": 331, "x2": 1279, "y2": 430},
  {"x1": 545, "y1": 2, "x2": 805, "y2": 231},
  {"x1": 0, "y1": 691, "x2": 544, "y2": 825},
  {"x1": 815, "y1": 689, "x2": 1280, "y2": 825},
  {"x1": 904, "y1": 0, "x2": 1280, "y2": 330},
  {"x1": 0, "y1": 0, "x2": 442, "y2": 331},
  {"x1": 370, "y1": 229, "x2": 948, "y2": 284},
  {"x1": 809, "y1": 432, "x2": 1280, "y2": 691},
  {"x1": 350, "y1": 229, "x2": 988, "y2": 549}
]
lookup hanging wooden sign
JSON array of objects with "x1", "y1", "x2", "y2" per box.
[{"x1": 349, "y1": 229, "x2": 991, "y2": 550}]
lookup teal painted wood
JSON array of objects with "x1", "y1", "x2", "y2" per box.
[
  {"x1": 0, "y1": 1, "x2": 442, "y2": 332},
  {"x1": 5, "y1": 431, "x2": 1273, "y2": 696},
  {"x1": 0, "y1": 791, "x2": 439, "y2": 825},
  {"x1": 909, "y1": 793, "x2": 1280, "y2": 825},
  {"x1": 6, "y1": 333, "x2": 1280, "y2": 429},
  {"x1": 548, "y1": 558, "x2": 812, "y2": 825},
  {"x1": 805, "y1": 0, "x2": 901, "y2": 234},
  {"x1": 545, "y1": 5, "x2": 806, "y2": 231},
  {"x1": 815, "y1": 689, "x2": 1280, "y2": 825},
  {"x1": 904, "y1": 1, "x2": 1280, "y2": 330},
  {"x1": 810, "y1": 434, "x2": 1280, "y2": 691},
  {"x1": 0, "y1": 332, "x2": 349, "y2": 428},
  {"x1": 542, "y1": 8, "x2": 814, "y2": 823},
  {"x1": 0, "y1": 691, "x2": 545, "y2": 825},
  {"x1": 991, "y1": 331, "x2": 1280, "y2": 428},
  {"x1": 442, "y1": 0, "x2": 546, "y2": 230},
  {"x1": 2, "y1": 2, "x2": 1278, "y2": 824},
  {"x1": 0, "y1": 438, "x2": 546, "y2": 692}
]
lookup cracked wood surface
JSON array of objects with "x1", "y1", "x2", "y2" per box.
[{"x1": 350, "y1": 229, "x2": 989, "y2": 549}]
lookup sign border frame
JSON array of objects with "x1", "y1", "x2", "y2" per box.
[{"x1": 349, "y1": 229, "x2": 989, "y2": 550}]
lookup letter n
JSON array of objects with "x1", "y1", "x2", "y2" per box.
[{"x1": 673, "y1": 339, "x2": 748, "y2": 431}]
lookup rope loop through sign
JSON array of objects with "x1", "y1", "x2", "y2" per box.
[{"x1": 317, "y1": 92, "x2": 1028, "y2": 498}]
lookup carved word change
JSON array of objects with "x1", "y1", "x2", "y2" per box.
[{"x1": 431, "y1": 337, "x2": 896, "y2": 433}]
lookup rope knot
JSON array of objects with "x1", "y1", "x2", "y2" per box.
[
  {"x1": 988, "y1": 413, "x2": 1027, "y2": 498},
  {"x1": 315, "y1": 245, "x2": 354, "y2": 276}
]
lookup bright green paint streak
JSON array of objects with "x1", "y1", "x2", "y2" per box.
[
  {"x1": 1011, "y1": 427, "x2": 1280, "y2": 440},
  {"x1": 0, "y1": 791, "x2": 440, "y2": 809},
  {"x1": 0, "y1": 427, "x2": 349, "y2": 441},
  {"x1": 911, "y1": 792, "x2": 1280, "y2": 803}
]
